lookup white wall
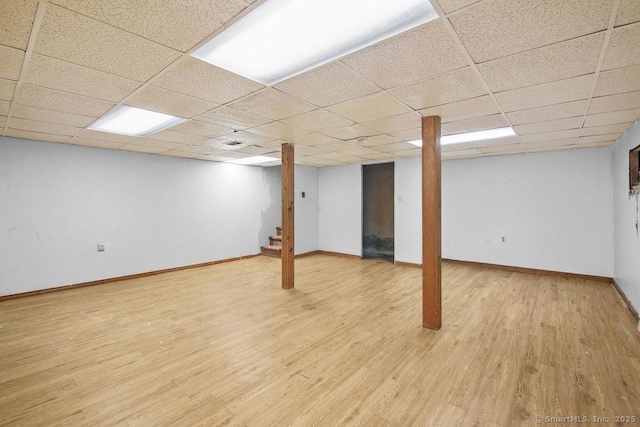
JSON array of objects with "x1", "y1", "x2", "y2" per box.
[
  {"x1": 258, "y1": 165, "x2": 319, "y2": 255},
  {"x1": 441, "y1": 148, "x2": 614, "y2": 277},
  {"x1": 321, "y1": 149, "x2": 614, "y2": 277},
  {"x1": 0, "y1": 137, "x2": 265, "y2": 296},
  {"x1": 295, "y1": 165, "x2": 319, "y2": 255},
  {"x1": 613, "y1": 120, "x2": 640, "y2": 312},
  {"x1": 318, "y1": 164, "x2": 362, "y2": 255},
  {"x1": 259, "y1": 165, "x2": 281, "y2": 247},
  {"x1": 395, "y1": 157, "x2": 422, "y2": 264}
]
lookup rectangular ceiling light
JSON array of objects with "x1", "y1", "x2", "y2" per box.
[
  {"x1": 89, "y1": 105, "x2": 185, "y2": 137},
  {"x1": 409, "y1": 127, "x2": 516, "y2": 147},
  {"x1": 230, "y1": 155, "x2": 279, "y2": 165},
  {"x1": 192, "y1": 0, "x2": 438, "y2": 85}
]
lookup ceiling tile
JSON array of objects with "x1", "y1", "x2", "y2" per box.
[
  {"x1": 340, "y1": 147, "x2": 384, "y2": 157},
  {"x1": 0, "y1": 0, "x2": 38, "y2": 50},
  {"x1": 245, "y1": 122, "x2": 309, "y2": 141},
  {"x1": 25, "y1": 54, "x2": 140, "y2": 102},
  {"x1": 594, "y1": 65, "x2": 640, "y2": 96},
  {"x1": 524, "y1": 138, "x2": 577, "y2": 149},
  {"x1": 527, "y1": 145, "x2": 575, "y2": 153},
  {"x1": 363, "y1": 112, "x2": 422, "y2": 134},
  {"x1": 418, "y1": 95, "x2": 500, "y2": 123},
  {"x1": 520, "y1": 129, "x2": 580, "y2": 142},
  {"x1": 131, "y1": 138, "x2": 187, "y2": 150},
  {"x1": 602, "y1": 24, "x2": 640, "y2": 71},
  {"x1": 154, "y1": 57, "x2": 263, "y2": 104},
  {"x1": 0, "y1": 100, "x2": 9, "y2": 116},
  {"x1": 9, "y1": 117, "x2": 81, "y2": 136},
  {"x1": 0, "y1": 78, "x2": 16, "y2": 101},
  {"x1": 150, "y1": 130, "x2": 209, "y2": 144},
  {"x1": 478, "y1": 144, "x2": 525, "y2": 154},
  {"x1": 12, "y1": 104, "x2": 95, "y2": 127},
  {"x1": 478, "y1": 33, "x2": 603, "y2": 93},
  {"x1": 6, "y1": 128, "x2": 69, "y2": 143},
  {"x1": 281, "y1": 109, "x2": 354, "y2": 132},
  {"x1": 615, "y1": 0, "x2": 640, "y2": 26},
  {"x1": 291, "y1": 133, "x2": 341, "y2": 147},
  {"x1": 158, "y1": 150, "x2": 204, "y2": 160},
  {"x1": 293, "y1": 145, "x2": 332, "y2": 156},
  {"x1": 506, "y1": 100, "x2": 588, "y2": 125},
  {"x1": 442, "y1": 142, "x2": 477, "y2": 152},
  {"x1": 68, "y1": 137, "x2": 125, "y2": 149},
  {"x1": 50, "y1": 0, "x2": 244, "y2": 52},
  {"x1": 322, "y1": 124, "x2": 383, "y2": 141},
  {"x1": 388, "y1": 67, "x2": 487, "y2": 110},
  {"x1": 442, "y1": 148, "x2": 483, "y2": 158},
  {"x1": 442, "y1": 114, "x2": 508, "y2": 134},
  {"x1": 234, "y1": 145, "x2": 277, "y2": 155},
  {"x1": 18, "y1": 84, "x2": 115, "y2": 117},
  {"x1": 125, "y1": 85, "x2": 217, "y2": 119},
  {"x1": 203, "y1": 130, "x2": 275, "y2": 146},
  {"x1": 341, "y1": 20, "x2": 468, "y2": 89},
  {"x1": 274, "y1": 61, "x2": 379, "y2": 107},
  {"x1": 576, "y1": 141, "x2": 616, "y2": 148},
  {"x1": 0, "y1": 45, "x2": 24, "y2": 81},
  {"x1": 34, "y1": 4, "x2": 181, "y2": 82},
  {"x1": 588, "y1": 91, "x2": 640, "y2": 114},
  {"x1": 578, "y1": 134, "x2": 620, "y2": 144},
  {"x1": 449, "y1": 0, "x2": 612, "y2": 63},
  {"x1": 357, "y1": 135, "x2": 403, "y2": 147},
  {"x1": 389, "y1": 128, "x2": 421, "y2": 141},
  {"x1": 579, "y1": 123, "x2": 632, "y2": 136},
  {"x1": 228, "y1": 88, "x2": 316, "y2": 121},
  {"x1": 119, "y1": 144, "x2": 169, "y2": 154},
  {"x1": 197, "y1": 106, "x2": 271, "y2": 130},
  {"x1": 495, "y1": 74, "x2": 594, "y2": 112},
  {"x1": 166, "y1": 144, "x2": 220, "y2": 155},
  {"x1": 78, "y1": 129, "x2": 138, "y2": 143},
  {"x1": 326, "y1": 92, "x2": 413, "y2": 123},
  {"x1": 515, "y1": 117, "x2": 583, "y2": 135},
  {"x1": 375, "y1": 142, "x2": 417, "y2": 153},
  {"x1": 168, "y1": 120, "x2": 232, "y2": 138},
  {"x1": 583, "y1": 109, "x2": 640, "y2": 127},
  {"x1": 438, "y1": 0, "x2": 482, "y2": 14}
]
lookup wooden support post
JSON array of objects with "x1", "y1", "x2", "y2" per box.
[
  {"x1": 282, "y1": 143, "x2": 295, "y2": 290},
  {"x1": 422, "y1": 116, "x2": 442, "y2": 330}
]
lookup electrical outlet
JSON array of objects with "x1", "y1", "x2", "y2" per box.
[
  {"x1": 501, "y1": 236, "x2": 506, "y2": 242},
  {"x1": 301, "y1": 191, "x2": 305, "y2": 198},
  {"x1": 97, "y1": 243, "x2": 105, "y2": 252}
]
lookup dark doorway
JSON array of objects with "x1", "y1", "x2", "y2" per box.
[{"x1": 362, "y1": 162, "x2": 394, "y2": 262}]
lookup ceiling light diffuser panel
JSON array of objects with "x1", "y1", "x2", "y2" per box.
[
  {"x1": 89, "y1": 105, "x2": 185, "y2": 137},
  {"x1": 192, "y1": 0, "x2": 439, "y2": 85}
]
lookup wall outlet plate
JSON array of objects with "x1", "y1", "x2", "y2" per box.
[{"x1": 97, "y1": 243, "x2": 105, "y2": 252}]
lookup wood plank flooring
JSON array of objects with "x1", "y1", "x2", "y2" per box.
[{"x1": 1, "y1": 255, "x2": 639, "y2": 426}]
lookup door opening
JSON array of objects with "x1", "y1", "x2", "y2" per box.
[{"x1": 362, "y1": 162, "x2": 394, "y2": 263}]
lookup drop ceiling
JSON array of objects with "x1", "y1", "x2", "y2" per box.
[{"x1": 1, "y1": 0, "x2": 639, "y2": 166}]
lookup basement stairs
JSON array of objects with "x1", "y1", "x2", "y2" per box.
[{"x1": 261, "y1": 226, "x2": 282, "y2": 258}]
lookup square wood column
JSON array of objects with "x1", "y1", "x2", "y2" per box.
[
  {"x1": 422, "y1": 116, "x2": 442, "y2": 330},
  {"x1": 282, "y1": 143, "x2": 295, "y2": 289}
]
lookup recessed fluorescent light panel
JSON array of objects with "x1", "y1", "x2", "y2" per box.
[
  {"x1": 230, "y1": 155, "x2": 279, "y2": 165},
  {"x1": 89, "y1": 105, "x2": 185, "y2": 137},
  {"x1": 409, "y1": 127, "x2": 516, "y2": 147},
  {"x1": 192, "y1": 0, "x2": 438, "y2": 85}
]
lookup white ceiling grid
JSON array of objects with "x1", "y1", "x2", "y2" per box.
[{"x1": 0, "y1": 0, "x2": 638, "y2": 166}]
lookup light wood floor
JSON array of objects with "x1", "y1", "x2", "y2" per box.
[{"x1": 1, "y1": 255, "x2": 639, "y2": 426}]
